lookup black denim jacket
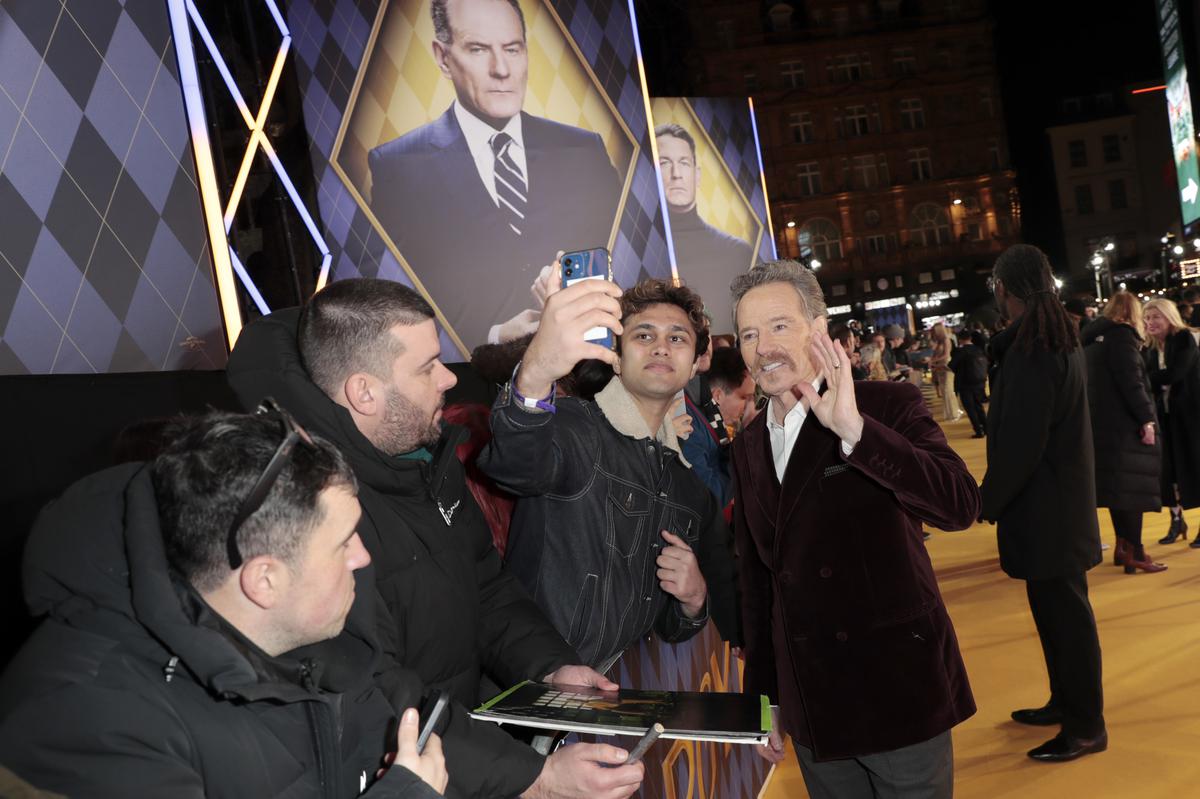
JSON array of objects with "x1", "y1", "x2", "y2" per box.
[{"x1": 478, "y1": 382, "x2": 741, "y2": 669}]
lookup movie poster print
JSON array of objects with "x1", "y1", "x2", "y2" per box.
[
  {"x1": 650, "y1": 97, "x2": 771, "y2": 333},
  {"x1": 331, "y1": 0, "x2": 638, "y2": 352}
]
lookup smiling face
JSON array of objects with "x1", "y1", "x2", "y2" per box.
[
  {"x1": 616, "y1": 303, "x2": 699, "y2": 402},
  {"x1": 433, "y1": 0, "x2": 528, "y2": 128},
  {"x1": 735, "y1": 283, "x2": 826, "y2": 399},
  {"x1": 1144, "y1": 307, "x2": 1169, "y2": 341}
]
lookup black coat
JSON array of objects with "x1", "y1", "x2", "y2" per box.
[
  {"x1": 0, "y1": 465, "x2": 440, "y2": 799},
  {"x1": 980, "y1": 324, "x2": 1102, "y2": 580},
  {"x1": 1082, "y1": 319, "x2": 1161, "y2": 511},
  {"x1": 1145, "y1": 329, "x2": 1200, "y2": 508},
  {"x1": 227, "y1": 310, "x2": 579, "y2": 798}
]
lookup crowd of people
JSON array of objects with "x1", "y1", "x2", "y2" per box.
[{"x1": 2, "y1": 244, "x2": 1199, "y2": 799}]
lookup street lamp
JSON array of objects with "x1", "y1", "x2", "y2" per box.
[{"x1": 809, "y1": 258, "x2": 822, "y2": 271}]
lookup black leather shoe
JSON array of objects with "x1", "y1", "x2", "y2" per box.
[
  {"x1": 1011, "y1": 705, "x2": 1063, "y2": 726},
  {"x1": 1027, "y1": 731, "x2": 1107, "y2": 762}
]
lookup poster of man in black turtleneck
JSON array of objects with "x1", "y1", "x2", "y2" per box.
[{"x1": 652, "y1": 108, "x2": 766, "y2": 328}]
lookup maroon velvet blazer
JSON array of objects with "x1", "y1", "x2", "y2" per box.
[{"x1": 731, "y1": 380, "x2": 979, "y2": 760}]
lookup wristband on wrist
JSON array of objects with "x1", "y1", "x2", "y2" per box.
[{"x1": 510, "y1": 361, "x2": 556, "y2": 413}]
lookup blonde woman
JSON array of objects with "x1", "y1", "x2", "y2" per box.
[
  {"x1": 858, "y1": 343, "x2": 889, "y2": 380},
  {"x1": 929, "y1": 323, "x2": 962, "y2": 421},
  {"x1": 1081, "y1": 292, "x2": 1164, "y2": 573},
  {"x1": 1143, "y1": 298, "x2": 1200, "y2": 547}
]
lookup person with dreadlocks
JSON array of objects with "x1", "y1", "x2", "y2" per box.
[{"x1": 980, "y1": 244, "x2": 1107, "y2": 763}]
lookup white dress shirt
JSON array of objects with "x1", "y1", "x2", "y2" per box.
[
  {"x1": 453, "y1": 101, "x2": 528, "y2": 206},
  {"x1": 766, "y1": 379, "x2": 855, "y2": 482}
]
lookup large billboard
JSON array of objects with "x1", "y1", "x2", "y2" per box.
[
  {"x1": 650, "y1": 97, "x2": 776, "y2": 333},
  {"x1": 280, "y1": 1, "x2": 772, "y2": 796},
  {"x1": 1156, "y1": 0, "x2": 1200, "y2": 226}
]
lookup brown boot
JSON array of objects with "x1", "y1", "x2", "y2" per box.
[
  {"x1": 1122, "y1": 544, "x2": 1168, "y2": 574},
  {"x1": 1112, "y1": 537, "x2": 1130, "y2": 567}
]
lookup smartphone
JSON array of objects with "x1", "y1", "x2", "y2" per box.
[
  {"x1": 416, "y1": 688, "x2": 451, "y2": 754},
  {"x1": 560, "y1": 247, "x2": 614, "y2": 349}
]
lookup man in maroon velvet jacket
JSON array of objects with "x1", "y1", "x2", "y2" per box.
[{"x1": 729, "y1": 261, "x2": 980, "y2": 798}]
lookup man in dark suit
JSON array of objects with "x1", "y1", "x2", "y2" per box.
[
  {"x1": 368, "y1": 0, "x2": 622, "y2": 350},
  {"x1": 729, "y1": 261, "x2": 980, "y2": 798},
  {"x1": 656, "y1": 124, "x2": 755, "y2": 317}
]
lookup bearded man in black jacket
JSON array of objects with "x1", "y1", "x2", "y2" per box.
[
  {"x1": 227, "y1": 279, "x2": 644, "y2": 799},
  {"x1": 0, "y1": 412, "x2": 446, "y2": 798}
]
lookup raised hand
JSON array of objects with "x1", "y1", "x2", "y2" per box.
[
  {"x1": 515, "y1": 278, "x2": 623, "y2": 401},
  {"x1": 794, "y1": 331, "x2": 864, "y2": 447}
]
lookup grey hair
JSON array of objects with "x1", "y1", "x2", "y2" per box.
[
  {"x1": 432, "y1": 0, "x2": 526, "y2": 45},
  {"x1": 730, "y1": 259, "x2": 827, "y2": 331}
]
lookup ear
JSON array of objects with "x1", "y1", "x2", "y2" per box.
[
  {"x1": 343, "y1": 372, "x2": 383, "y2": 418},
  {"x1": 432, "y1": 39, "x2": 452, "y2": 78},
  {"x1": 239, "y1": 555, "x2": 288, "y2": 611}
]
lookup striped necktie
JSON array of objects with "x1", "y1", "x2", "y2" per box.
[{"x1": 490, "y1": 132, "x2": 527, "y2": 236}]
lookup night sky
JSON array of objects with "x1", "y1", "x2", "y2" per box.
[{"x1": 990, "y1": 0, "x2": 1166, "y2": 267}]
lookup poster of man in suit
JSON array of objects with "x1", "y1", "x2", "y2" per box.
[{"x1": 333, "y1": 0, "x2": 635, "y2": 351}]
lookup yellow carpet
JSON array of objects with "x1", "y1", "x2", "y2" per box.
[{"x1": 761, "y1": 415, "x2": 1200, "y2": 798}]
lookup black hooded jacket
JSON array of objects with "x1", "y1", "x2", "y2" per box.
[
  {"x1": 0, "y1": 464, "x2": 440, "y2": 799},
  {"x1": 226, "y1": 310, "x2": 579, "y2": 796}
]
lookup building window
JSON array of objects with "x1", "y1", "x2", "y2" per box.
[
  {"x1": 716, "y1": 20, "x2": 734, "y2": 49},
  {"x1": 789, "y1": 111, "x2": 814, "y2": 143},
  {"x1": 892, "y1": 47, "x2": 916, "y2": 75},
  {"x1": 908, "y1": 147, "x2": 932, "y2": 181},
  {"x1": 780, "y1": 60, "x2": 806, "y2": 88},
  {"x1": 1068, "y1": 140, "x2": 1087, "y2": 168},
  {"x1": 833, "y1": 53, "x2": 863, "y2": 82},
  {"x1": 1075, "y1": 184, "x2": 1094, "y2": 215},
  {"x1": 899, "y1": 98, "x2": 925, "y2": 130},
  {"x1": 845, "y1": 105, "x2": 870, "y2": 137},
  {"x1": 800, "y1": 217, "x2": 843, "y2": 261},
  {"x1": 853, "y1": 154, "x2": 879, "y2": 189},
  {"x1": 935, "y1": 49, "x2": 952, "y2": 70},
  {"x1": 743, "y1": 71, "x2": 758, "y2": 92},
  {"x1": 878, "y1": 154, "x2": 890, "y2": 186},
  {"x1": 1102, "y1": 134, "x2": 1121, "y2": 163},
  {"x1": 1109, "y1": 179, "x2": 1128, "y2": 210},
  {"x1": 909, "y1": 202, "x2": 952, "y2": 246},
  {"x1": 863, "y1": 234, "x2": 888, "y2": 253},
  {"x1": 979, "y1": 88, "x2": 994, "y2": 118},
  {"x1": 797, "y1": 161, "x2": 822, "y2": 196},
  {"x1": 768, "y1": 3, "x2": 794, "y2": 31},
  {"x1": 988, "y1": 139, "x2": 1001, "y2": 170}
]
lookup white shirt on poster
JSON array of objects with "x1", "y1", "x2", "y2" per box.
[{"x1": 453, "y1": 101, "x2": 528, "y2": 206}]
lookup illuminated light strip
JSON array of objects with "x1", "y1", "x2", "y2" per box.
[
  {"x1": 229, "y1": 249, "x2": 272, "y2": 314},
  {"x1": 748, "y1": 97, "x2": 778, "y2": 260},
  {"x1": 1131, "y1": 85, "x2": 1167, "y2": 94},
  {"x1": 224, "y1": 38, "x2": 292, "y2": 229},
  {"x1": 166, "y1": 0, "x2": 242, "y2": 347},
  {"x1": 173, "y1": 0, "x2": 334, "y2": 340},
  {"x1": 185, "y1": 0, "x2": 255, "y2": 128},
  {"x1": 627, "y1": 0, "x2": 680, "y2": 284}
]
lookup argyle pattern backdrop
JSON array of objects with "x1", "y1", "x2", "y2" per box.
[
  {"x1": 285, "y1": 0, "x2": 673, "y2": 359},
  {"x1": 0, "y1": 0, "x2": 226, "y2": 375},
  {"x1": 685, "y1": 95, "x2": 776, "y2": 264}
]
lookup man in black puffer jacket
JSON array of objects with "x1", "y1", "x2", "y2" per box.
[
  {"x1": 227, "y1": 279, "x2": 645, "y2": 799},
  {"x1": 0, "y1": 412, "x2": 445, "y2": 798}
]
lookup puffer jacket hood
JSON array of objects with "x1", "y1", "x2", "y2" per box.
[{"x1": 20, "y1": 463, "x2": 380, "y2": 703}]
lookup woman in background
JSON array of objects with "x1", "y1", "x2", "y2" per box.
[
  {"x1": 1144, "y1": 299, "x2": 1200, "y2": 547},
  {"x1": 1081, "y1": 292, "x2": 1164, "y2": 573},
  {"x1": 858, "y1": 343, "x2": 889, "y2": 381},
  {"x1": 929, "y1": 323, "x2": 962, "y2": 421}
]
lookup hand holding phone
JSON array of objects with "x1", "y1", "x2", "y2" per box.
[
  {"x1": 560, "y1": 248, "x2": 615, "y2": 350},
  {"x1": 416, "y1": 689, "x2": 451, "y2": 754}
]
